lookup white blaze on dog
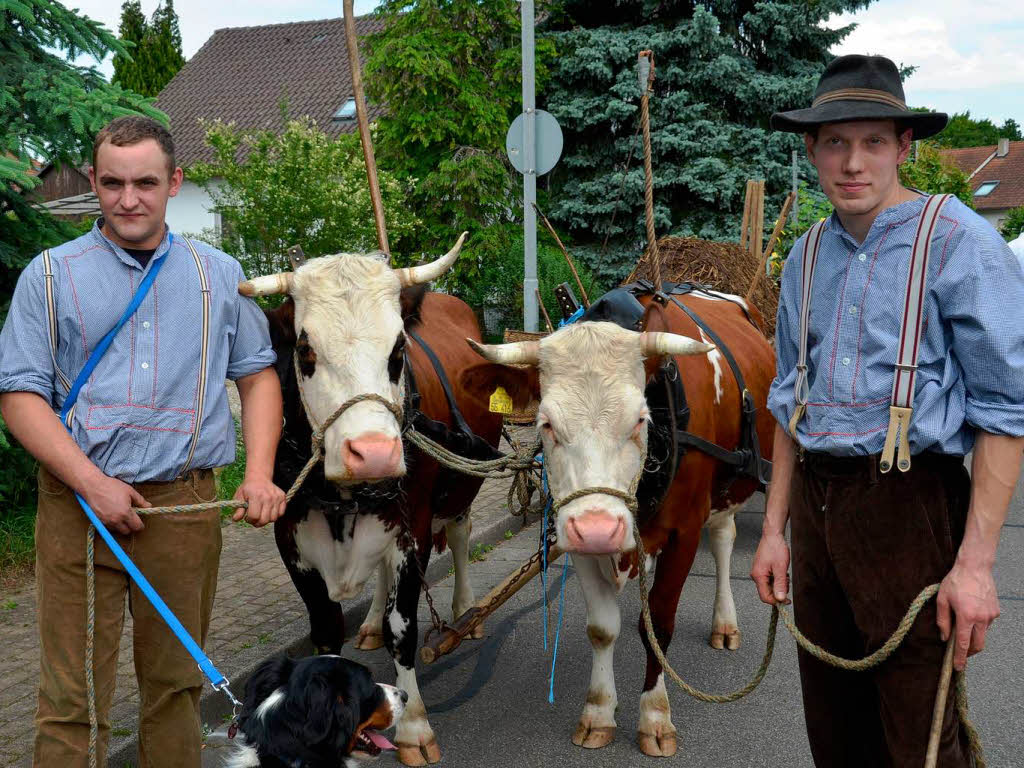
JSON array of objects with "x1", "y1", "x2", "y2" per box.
[
  {"x1": 255, "y1": 687, "x2": 285, "y2": 721},
  {"x1": 294, "y1": 510, "x2": 396, "y2": 600}
]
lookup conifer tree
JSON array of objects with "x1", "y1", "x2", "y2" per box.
[
  {"x1": 111, "y1": 0, "x2": 147, "y2": 94},
  {"x1": 1, "y1": 0, "x2": 163, "y2": 314},
  {"x1": 542, "y1": 0, "x2": 876, "y2": 282},
  {"x1": 111, "y1": 0, "x2": 185, "y2": 98},
  {"x1": 148, "y1": 0, "x2": 185, "y2": 94}
]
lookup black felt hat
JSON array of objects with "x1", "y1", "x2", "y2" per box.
[{"x1": 771, "y1": 55, "x2": 948, "y2": 139}]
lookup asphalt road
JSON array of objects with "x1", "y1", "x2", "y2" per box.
[{"x1": 204, "y1": 466, "x2": 1024, "y2": 768}]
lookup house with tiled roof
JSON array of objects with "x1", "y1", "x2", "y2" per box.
[
  {"x1": 940, "y1": 138, "x2": 1024, "y2": 232},
  {"x1": 36, "y1": 16, "x2": 383, "y2": 234},
  {"x1": 157, "y1": 15, "x2": 384, "y2": 235}
]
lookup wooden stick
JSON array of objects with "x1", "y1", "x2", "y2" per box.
[
  {"x1": 421, "y1": 546, "x2": 564, "y2": 664},
  {"x1": 532, "y1": 202, "x2": 590, "y2": 307},
  {"x1": 536, "y1": 288, "x2": 554, "y2": 333},
  {"x1": 751, "y1": 180, "x2": 765, "y2": 262},
  {"x1": 745, "y1": 191, "x2": 795, "y2": 304},
  {"x1": 342, "y1": 0, "x2": 389, "y2": 257},
  {"x1": 740, "y1": 180, "x2": 753, "y2": 252},
  {"x1": 924, "y1": 636, "x2": 956, "y2": 768}
]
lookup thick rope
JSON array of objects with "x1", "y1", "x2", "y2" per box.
[
  {"x1": 638, "y1": 52, "x2": 661, "y2": 291},
  {"x1": 633, "y1": 523, "x2": 985, "y2": 765}
]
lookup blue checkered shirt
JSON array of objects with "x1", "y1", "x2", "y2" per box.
[
  {"x1": 768, "y1": 195, "x2": 1024, "y2": 456},
  {"x1": 0, "y1": 221, "x2": 276, "y2": 482}
]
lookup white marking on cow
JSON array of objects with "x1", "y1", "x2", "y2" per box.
[
  {"x1": 572, "y1": 554, "x2": 621, "y2": 735},
  {"x1": 255, "y1": 687, "x2": 285, "y2": 721},
  {"x1": 445, "y1": 515, "x2": 476, "y2": 619},
  {"x1": 689, "y1": 289, "x2": 749, "y2": 311},
  {"x1": 699, "y1": 328, "x2": 724, "y2": 404},
  {"x1": 705, "y1": 505, "x2": 740, "y2": 641},
  {"x1": 394, "y1": 663, "x2": 435, "y2": 749},
  {"x1": 294, "y1": 510, "x2": 396, "y2": 601},
  {"x1": 637, "y1": 673, "x2": 675, "y2": 738},
  {"x1": 388, "y1": 607, "x2": 410, "y2": 646},
  {"x1": 358, "y1": 563, "x2": 389, "y2": 644}
]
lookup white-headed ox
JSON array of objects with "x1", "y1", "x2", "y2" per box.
[
  {"x1": 460, "y1": 293, "x2": 775, "y2": 757},
  {"x1": 239, "y1": 235, "x2": 501, "y2": 766}
]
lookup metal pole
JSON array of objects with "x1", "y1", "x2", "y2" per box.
[
  {"x1": 521, "y1": 0, "x2": 538, "y2": 332},
  {"x1": 791, "y1": 150, "x2": 799, "y2": 225},
  {"x1": 343, "y1": 0, "x2": 389, "y2": 257}
]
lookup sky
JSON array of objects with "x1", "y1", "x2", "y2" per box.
[{"x1": 66, "y1": 0, "x2": 1023, "y2": 127}]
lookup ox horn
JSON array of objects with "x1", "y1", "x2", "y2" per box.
[
  {"x1": 238, "y1": 271, "x2": 293, "y2": 297},
  {"x1": 467, "y1": 338, "x2": 541, "y2": 367},
  {"x1": 639, "y1": 331, "x2": 715, "y2": 357},
  {"x1": 394, "y1": 232, "x2": 468, "y2": 287}
]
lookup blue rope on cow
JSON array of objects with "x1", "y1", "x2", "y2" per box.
[
  {"x1": 559, "y1": 305, "x2": 584, "y2": 328},
  {"x1": 540, "y1": 463, "x2": 551, "y2": 652},
  {"x1": 548, "y1": 551, "x2": 569, "y2": 704}
]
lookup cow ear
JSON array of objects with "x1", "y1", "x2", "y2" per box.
[
  {"x1": 400, "y1": 285, "x2": 428, "y2": 330},
  {"x1": 265, "y1": 298, "x2": 297, "y2": 348},
  {"x1": 640, "y1": 302, "x2": 670, "y2": 382},
  {"x1": 459, "y1": 362, "x2": 539, "y2": 412}
]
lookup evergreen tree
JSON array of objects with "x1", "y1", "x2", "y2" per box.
[
  {"x1": 541, "y1": 0, "x2": 874, "y2": 283},
  {"x1": 111, "y1": 0, "x2": 147, "y2": 94},
  {"x1": 111, "y1": 0, "x2": 185, "y2": 98},
  {"x1": 0, "y1": 0, "x2": 164, "y2": 316}
]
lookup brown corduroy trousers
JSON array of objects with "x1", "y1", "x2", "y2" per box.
[
  {"x1": 32, "y1": 466, "x2": 221, "y2": 768},
  {"x1": 791, "y1": 450, "x2": 975, "y2": 768}
]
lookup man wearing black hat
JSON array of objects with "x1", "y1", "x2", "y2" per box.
[{"x1": 751, "y1": 54, "x2": 1024, "y2": 766}]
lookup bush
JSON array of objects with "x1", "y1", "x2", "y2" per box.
[
  {"x1": 1001, "y1": 206, "x2": 1024, "y2": 242},
  {"x1": 0, "y1": 418, "x2": 39, "y2": 574}
]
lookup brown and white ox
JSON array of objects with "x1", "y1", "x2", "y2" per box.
[
  {"x1": 240, "y1": 236, "x2": 500, "y2": 766},
  {"x1": 461, "y1": 294, "x2": 775, "y2": 756}
]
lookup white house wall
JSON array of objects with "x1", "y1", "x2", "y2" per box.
[{"x1": 166, "y1": 179, "x2": 220, "y2": 238}]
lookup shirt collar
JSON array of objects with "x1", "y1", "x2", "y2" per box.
[
  {"x1": 91, "y1": 218, "x2": 174, "y2": 271},
  {"x1": 824, "y1": 193, "x2": 929, "y2": 247}
]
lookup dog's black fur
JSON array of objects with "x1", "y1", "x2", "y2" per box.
[{"x1": 228, "y1": 654, "x2": 405, "y2": 768}]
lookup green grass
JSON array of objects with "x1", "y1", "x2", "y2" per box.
[
  {"x1": 503, "y1": 529, "x2": 513, "y2": 540},
  {"x1": 111, "y1": 727, "x2": 132, "y2": 737},
  {"x1": 2, "y1": 599, "x2": 17, "y2": 610},
  {"x1": 469, "y1": 542, "x2": 494, "y2": 562}
]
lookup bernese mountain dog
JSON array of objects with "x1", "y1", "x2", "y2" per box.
[{"x1": 225, "y1": 653, "x2": 407, "y2": 768}]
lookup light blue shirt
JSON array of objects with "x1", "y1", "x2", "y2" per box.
[
  {"x1": 0, "y1": 221, "x2": 275, "y2": 481},
  {"x1": 768, "y1": 195, "x2": 1024, "y2": 456}
]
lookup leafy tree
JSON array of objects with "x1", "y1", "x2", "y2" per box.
[
  {"x1": 1, "y1": 0, "x2": 164, "y2": 317},
  {"x1": 111, "y1": 0, "x2": 185, "y2": 97},
  {"x1": 540, "y1": 0, "x2": 875, "y2": 284},
  {"x1": 364, "y1": 0, "x2": 556, "y2": 290},
  {"x1": 1002, "y1": 206, "x2": 1024, "y2": 242},
  {"x1": 899, "y1": 142, "x2": 974, "y2": 206},
  {"x1": 931, "y1": 111, "x2": 1022, "y2": 149},
  {"x1": 188, "y1": 118, "x2": 421, "y2": 279}
]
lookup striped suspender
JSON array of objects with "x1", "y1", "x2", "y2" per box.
[
  {"x1": 787, "y1": 220, "x2": 827, "y2": 438},
  {"x1": 41, "y1": 250, "x2": 75, "y2": 426},
  {"x1": 179, "y1": 238, "x2": 211, "y2": 476},
  {"x1": 878, "y1": 194, "x2": 951, "y2": 473},
  {"x1": 788, "y1": 195, "x2": 951, "y2": 473}
]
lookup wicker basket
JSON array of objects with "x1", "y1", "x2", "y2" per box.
[{"x1": 499, "y1": 329, "x2": 547, "y2": 424}]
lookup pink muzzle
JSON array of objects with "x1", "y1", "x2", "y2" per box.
[
  {"x1": 565, "y1": 509, "x2": 627, "y2": 554},
  {"x1": 341, "y1": 433, "x2": 403, "y2": 481}
]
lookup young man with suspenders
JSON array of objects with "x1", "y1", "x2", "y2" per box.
[
  {"x1": 751, "y1": 55, "x2": 1024, "y2": 766},
  {"x1": 0, "y1": 117, "x2": 287, "y2": 766}
]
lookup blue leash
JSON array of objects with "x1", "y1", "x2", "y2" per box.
[
  {"x1": 538, "y1": 461, "x2": 568, "y2": 703},
  {"x1": 59, "y1": 238, "x2": 240, "y2": 705}
]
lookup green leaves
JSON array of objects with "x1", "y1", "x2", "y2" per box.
[{"x1": 188, "y1": 118, "x2": 421, "y2": 277}]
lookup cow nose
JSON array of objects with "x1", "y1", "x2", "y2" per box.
[
  {"x1": 565, "y1": 509, "x2": 627, "y2": 554},
  {"x1": 341, "y1": 433, "x2": 403, "y2": 480}
]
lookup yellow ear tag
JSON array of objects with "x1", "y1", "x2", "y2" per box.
[{"x1": 489, "y1": 386, "x2": 513, "y2": 414}]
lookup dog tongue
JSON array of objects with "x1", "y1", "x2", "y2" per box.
[{"x1": 367, "y1": 731, "x2": 396, "y2": 751}]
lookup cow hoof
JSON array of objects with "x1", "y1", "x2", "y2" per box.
[
  {"x1": 354, "y1": 626, "x2": 384, "y2": 651},
  {"x1": 572, "y1": 723, "x2": 616, "y2": 749},
  {"x1": 397, "y1": 738, "x2": 441, "y2": 766},
  {"x1": 468, "y1": 621, "x2": 485, "y2": 640},
  {"x1": 709, "y1": 629, "x2": 741, "y2": 651},
  {"x1": 637, "y1": 730, "x2": 678, "y2": 757}
]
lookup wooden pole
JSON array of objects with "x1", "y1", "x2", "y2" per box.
[
  {"x1": 342, "y1": 0, "x2": 389, "y2": 257},
  {"x1": 536, "y1": 288, "x2": 555, "y2": 333},
  {"x1": 637, "y1": 51, "x2": 661, "y2": 290},
  {"x1": 751, "y1": 180, "x2": 765, "y2": 263},
  {"x1": 745, "y1": 191, "x2": 795, "y2": 304},
  {"x1": 924, "y1": 636, "x2": 956, "y2": 768},
  {"x1": 533, "y1": 202, "x2": 590, "y2": 308},
  {"x1": 739, "y1": 180, "x2": 753, "y2": 252},
  {"x1": 421, "y1": 546, "x2": 564, "y2": 664}
]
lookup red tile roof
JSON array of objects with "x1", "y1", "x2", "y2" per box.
[
  {"x1": 940, "y1": 141, "x2": 1024, "y2": 211},
  {"x1": 155, "y1": 16, "x2": 386, "y2": 167}
]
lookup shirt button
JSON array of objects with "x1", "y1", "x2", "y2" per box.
[
  {"x1": 849, "y1": 305, "x2": 858, "y2": 315},
  {"x1": 842, "y1": 357, "x2": 850, "y2": 366},
  {"x1": 143, "y1": 321, "x2": 150, "y2": 329},
  {"x1": 141, "y1": 362, "x2": 149, "y2": 369},
  {"x1": 858, "y1": 253, "x2": 867, "y2": 262}
]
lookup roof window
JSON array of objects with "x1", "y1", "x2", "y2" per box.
[
  {"x1": 333, "y1": 98, "x2": 357, "y2": 121},
  {"x1": 975, "y1": 181, "x2": 999, "y2": 197}
]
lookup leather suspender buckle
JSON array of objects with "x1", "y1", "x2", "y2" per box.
[{"x1": 879, "y1": 405, "x2": 913, "y2": 473}]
